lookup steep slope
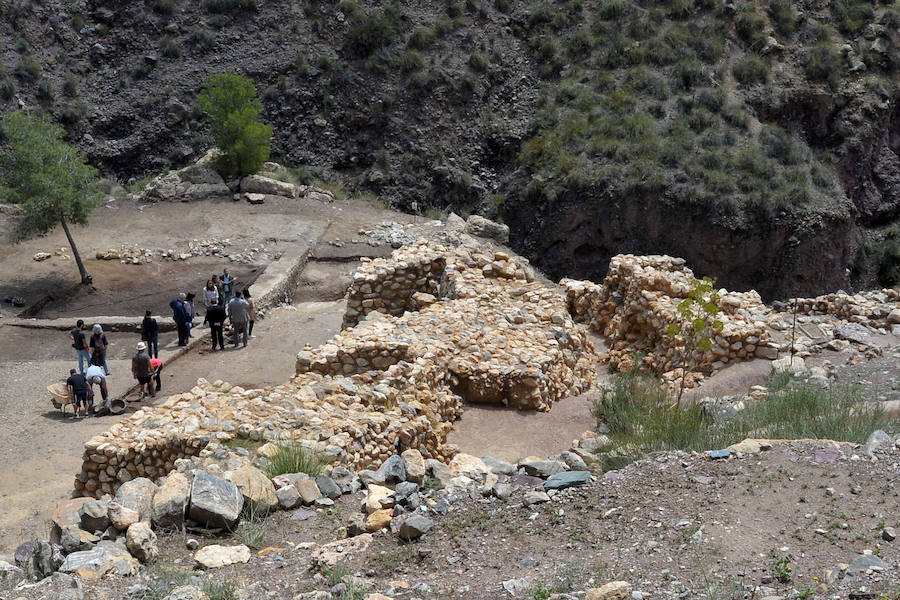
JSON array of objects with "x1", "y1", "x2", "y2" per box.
[{"x1": 1, "y1": 0, "x2": 898, "y2": 298}]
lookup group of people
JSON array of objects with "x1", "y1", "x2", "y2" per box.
[
  {"x1": 65, "y1": 320, "x2": 162, "y2": 418},
  {"x1": 63, "y1": 267, "x2": 253, "y2": 418},
  {"x1": 172, "y1": 268, "x2": 257, "y2": 351}
]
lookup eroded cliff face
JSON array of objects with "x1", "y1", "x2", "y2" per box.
[{"x1": 506, "y1": 190, "x2": 857, "y2": 301}]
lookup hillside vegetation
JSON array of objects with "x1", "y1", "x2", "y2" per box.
[{"x1": 0, "y1": 0, "x2": 898, "y2": 296}]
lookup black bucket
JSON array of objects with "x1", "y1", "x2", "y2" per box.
[{"x1": 109, "y1": 398, "x2": 127, "y2": 415}]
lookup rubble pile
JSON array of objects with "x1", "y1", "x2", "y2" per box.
[
  {"x1": 563, "y1": 254, "x2": 773, "y2": 382},
  {"x1": 793, "y1": 289, "x2": 900, "y2": 322},
  {"x1": 95, "y1": 239, "x2": 269, "y2": 265}
]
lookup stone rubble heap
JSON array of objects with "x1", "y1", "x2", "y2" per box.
[
  {"x1": 77, "y1": 242, "x2": 597, "y2": 500},
  {"x1": 563, "y1": 255, "x2": 773, "y2": 385},
  {"x1": 95, "y1": 239, "x2": 270, "y2": 265}
]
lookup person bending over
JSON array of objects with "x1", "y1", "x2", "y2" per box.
[{"x1": 85, "y1": 363, "x2": 109, "y2": 415}]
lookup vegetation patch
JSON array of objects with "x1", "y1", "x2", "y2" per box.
[{"x1": 262, "y1": 440, "x2": 329, "y2": 478}]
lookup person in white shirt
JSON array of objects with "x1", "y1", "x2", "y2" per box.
[{"x1": 85, "y1": 364, "x2": 109, "y2": 415}]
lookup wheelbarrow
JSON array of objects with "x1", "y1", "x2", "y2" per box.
[{"x1": 48, "y1": 383, "x2": 75, "y2": 415}]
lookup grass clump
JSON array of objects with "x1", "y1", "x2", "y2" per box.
[
  {"x1": 262, "y1": 440, "x2": 329, "y2": 478},
  {"x1": 768, "y1": 0, "x2": 799, "y2": 35},
  {"x1": 834, "y1": 0, "x2": 875, "y2": 34},
  {"x1": 591, "y1": 368, "x2": 890, "y2": 462},
  {"x1": 149, "y1": 0, "x2": 175, "y2": 15},
  {"x1": 202, "y1": 0, "x2": 256, "y2": 12},
  {"x1": 468, "y1": 51, "x2": 489, "y2": 72},
  {"x1": 735, "y1": 8, "x2": 768, "y2": 51},
  {"x1": 597, "y1": 0, "x2": 628, "y2": 20},
  {"x1": 407, "y1": 25, "x2": 435, "y2": 50},
  {"x1": 397, "y1": 49, "x2": 424, "y2": 73},
  {"x1": 13, "y1": 56, "x2": 41, "y2": 82},
  {"x1": 160, "y1": 36, "x2": 182, "y2": 58},
  {"x1": 202, "y1": 577, "x2": 241, "y2": 600},
  {"x1": 345, "y1": 5, "x2": 404, "y2": 58},
  {"x1": 804, "y1": 42, "x2": 843, "y2": 89},
  {"x1": 733, "y1": 54, "x2": 768, "y2": 84}
]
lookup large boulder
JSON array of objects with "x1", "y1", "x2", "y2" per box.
[
  {"x1": 401, "y1": 449, "x2": 426, "y2": 484},
  {"x1": 14, "y1": 540, "x2": 64, "y2": 580},
  {"x1": 108, "y1": 501, "x2": 141, "y2": 531},
  {"x1": 464, "y1": 215, "x2": 509, "y2": 244},
  {"x1": 142, "y1": 163, "x2": 229, "y2": 203},
  {"x1": 59, "y1": 540, "x2": 138, "y2": 578},
  {"x1": 398, "y1": 514, "x2": 433, "y2": 540},
  {"x1": 230, "y1": 466, "x2": 278, "y2": 516},
  {"x1": 239, "y1": 174, "x2": 298, "y2": 198},
  {"x1": 188, "y1": 470, "x2": 243, "y2": 528},
  {"x1": 79, "y1": 499, "x2": 110, "y2": 533},
  {"x1": 448, "y1": 454, "x2": 489, "y2": 481},
  {"x1": 152, "y1": 471, "x2": 190, "y2": 529},
  {"x1": 0, "y1": 560, "x2": 24, "y2": 591},
  {"x1": 295, "y1": 479, "x2": 322, "y2": 505},
  {"x1": 115, "y1": 477, "x2": 157, "y2": 522},
  {"x1": 126, "y1": 522, "x2": 158, "y2": 563},
  {"x1": 51, "y1": 498, "x2": 91, "y2": 539}
]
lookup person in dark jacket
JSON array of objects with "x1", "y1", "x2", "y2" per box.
[
  {"x1": 141, "y1": 310, "x2": 159, "y2": 358},
  {"x1": 206, "y1": 303, "x2": 226, "y2": 351},
  {"x1": 169, "y1": 293, "x2": 189, "y2": 346}
]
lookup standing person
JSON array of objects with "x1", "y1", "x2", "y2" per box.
[
  {"x1": 66, "y1": 368, "x2": 91, "y2": 418},
  {"x1": 89, "y1": 324, "x2": 110, "y2": 375},
  {"x1": 206, "y1": 302, "x2": 226, "y2": 351},
  {"x1": 131, "y1": 342, "x2": 156, "y2": 399},
  {"x1": 243, "y1": 288, "x2": 257, "y2": 338},
  {"x1": 201, "y1": 279, "x2": 219, "y2": 327},
  {"x1": 69, "y1": 319, "x2": 90, "y2": 376},
  {"x1": 212, "y1": 274, "x2": 225, "y2": 307},
  {"x1": 221, "y1": 268, "x2": 235, "y2": 303},
  {"x1": 227, "y1": 290, "x2": 250, "y2": 348},
  {"x1": 85, "y1": 363, "x2": 109, "y2": 415},
  {"x1": 169, "y1": 293, "x2": 189, "y2": 346},
  {"x1": 184, "y1": 293, "x2": 197, "y2": 338},
  {"x1": 141, "y1": 310, "x2": 159, "y2": 358}
]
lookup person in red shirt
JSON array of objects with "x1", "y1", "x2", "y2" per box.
[{"x1": 150, "y1": 357, "x2": 163, "y2": 393}]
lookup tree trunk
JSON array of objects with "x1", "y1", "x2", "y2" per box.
[{"x1": 60, "y1": 215, "x2": 92, "y2": 285}]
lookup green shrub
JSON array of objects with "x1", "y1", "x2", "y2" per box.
[
  {"x1": 759, "y1": 124, "x2": 807, "y2": 165},
  {"x1": 468, "y1": 51, "x2": 489, "y2": 71},
  {"x1": 597, "y1": 0, "x2": 628, "y2": 20},
  {"x1": 733, "y1": 54, "x2": 768, "y2": 84},
  {"x1": 0, "y1": 76, "x2": 15, "y2": 102},
  {"x1": 197, "y1": 73, "x2": 273, "y2": 177},
  {"x1": 160, "y1": 35, "x2": 182, "y2": 57},
  {"x1": 768, "y1": 0, "x2": 799, "y2": 35},
  {"x1": 667, "y1": 0, "x2": 693, "y2": 18},
  {"x1": 397, "y1": 49, "x2": 424, "y2": 72},
  {"x1": 407, "y1": 25, "x2": 435, "y2": 49},
  {"x1": 673, "y1": 58, "x2": 704, "y2": 89},
  {"x1": 804, "y1": 42, "x2": 843, "y2": 88},
  {"x1": 189, "y1": 26, "x2": 216, "y2": 52},
  {"x1": 36, "y1": 79, "x2": 53, "y2": 103},
  {"x1": 202, "y1": 0, "x2": 256, "y2": 13},
  {"x1": 346, "y1": 5, "x2": 403, "y2": 57},
  {"x1": 149, "y1": 0, "x2": 175, "y2": 15},
  {"x1": 202, "y1": 577, "x2": 240, "y2": 600},
  {"x1": 13, "y1": 56, "x2": 41, "y2": 82},
  {"x1": 15, "y1": 37, "x2": 28, "y2": 53},
  {"x1": 834, "y1": 0, "x2": 874, "y2": 33},
  {"x1": 735, "y1": 9, "x2": 768, "y2": 50},
  {"x1": 262, "y1": 441, "x2": 329, "y2": 478}
]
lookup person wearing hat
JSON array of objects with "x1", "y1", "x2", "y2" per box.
[
  {"x1": 131, "y1": 341, "x2": 156, "y2": 399},
  {"x1": 85, "y1": 363, "x2": 109, "y2": 415}
]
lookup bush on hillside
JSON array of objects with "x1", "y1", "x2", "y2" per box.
[
  {"x1": 733, "y1": 54, "x2": 768, "y2": 84},
  {"x1": 804, "y1": 43, "x2": 843, "y2": 89}
]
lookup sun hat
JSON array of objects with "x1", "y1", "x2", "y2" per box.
[{"x1": 136, "y1": 342, "x2": 147, "y2": 351}]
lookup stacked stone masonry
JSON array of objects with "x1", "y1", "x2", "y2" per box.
[
  {"x1": 77, "y1": 242, "x2": 597, "y2": 498},
  {"x1": 563, "y1": 254, "x2": 773, "y2": 383}
]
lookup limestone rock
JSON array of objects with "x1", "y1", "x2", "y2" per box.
[
  {"x1": 33, "y1": 251, "x2": 52, "y2": 261},
  {"x1": 79, "y1": 499, "x2": 110, "y2": 533},
  {"x1": 311, "y1": 533, "x2": 373, "y2": 568},
  {"x1": 464, "y1": 215, "x2": 509, "y2": 244},
  {"x1": 587, "y1": 581, "x2": 632, "y2": 600},
  {"x1": 276, "y1": 484, "x2": 301, "y2": 509},
  {"x1": 115, "y1": 477, "x2": 157, "y2": 522},
  {"x1": 0, "y1": 560, "x2": 24, "y2": 591},
  {"x1": 108, "y1": 501, "x2": 141, "y2": 531},
  {"x1": 240, "y1": 174, "x2": 297, "y2": 198},
  {"x1": 296, "y1": 479, "x2": 322, "y2": 505},
  {"x1": 142, "y1": 162, "x2": 229, "y2": 203},
  {"x1": 164, "y1": 586, "x2": 210, "y2": 600},
  {"x1": 60, "y1": 526, "x2": 99, "y2": 553},
  {"x1": 401, "y1": 449, "x2": 426, "y2": 484},
  {"x1": 771, "y1": 355, "x2": 807, "y2": 377},
  {"x1": 194, "y1": 544, "x2": 251, "y2": 568},
  {"x1": 230, "y1": 466, "x2": 278, "y2": 515},
  {"x1": 398, "y1": 514, "x2": 433, "y2": 540},
  {"x1": 59, "y1": 540, "x2": 138, "y2": 578},
  {"x1": 481, "y1": 456, "x2": 516, "y2": 475},
  {"x1": 52, "y1": 498, "x2": 92, "y2": 534},
  {"x1": 523, "y1": 491, "x2": 550, "y2": 506},
  {"x1": 365, "y1": 509, "x2": 393, "y2": 532},
  {"x1": 126, "y1": 522, "x2": 158, "y2": 563},
  {"x1": 425, "y1": 460, "x2": 453, "y2": 489},
  {"x1": 152, "y1": 471, "x2": 190, "y2": 529},
  {"x1": 189, "y1": 470, "x2": 243, "y2": 528},
  {"x1": 364, "y1": 484, "x2": 394, "y2": 514},
  {"x1": 448, "y1": 454, "x2": 488, "y2": 481},
  {"x1": 519, "y1": 459, "x2": 568, "y2": 478}
]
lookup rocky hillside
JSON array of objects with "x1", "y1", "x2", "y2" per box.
[{"x1": 1, "y1": 0, "x2": 898, "y2": 297}]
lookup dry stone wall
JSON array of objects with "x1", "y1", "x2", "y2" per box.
[
  {"x1": 563, "y1": 254, "x2": 773, "y2": 384},
  {"x1": 77, "y1": 242, "x2": 598, "y2": 498}
]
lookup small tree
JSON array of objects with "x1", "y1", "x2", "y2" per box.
[
  {"x1": 665, "y1": 276, "x2": 724, "y2": 404},
  {"x1": 197, "y1": 73, "x2": 272, "y2": 177},
  {"x1": 0, "y1": 111, "x2": 101, "y2": 284}
]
